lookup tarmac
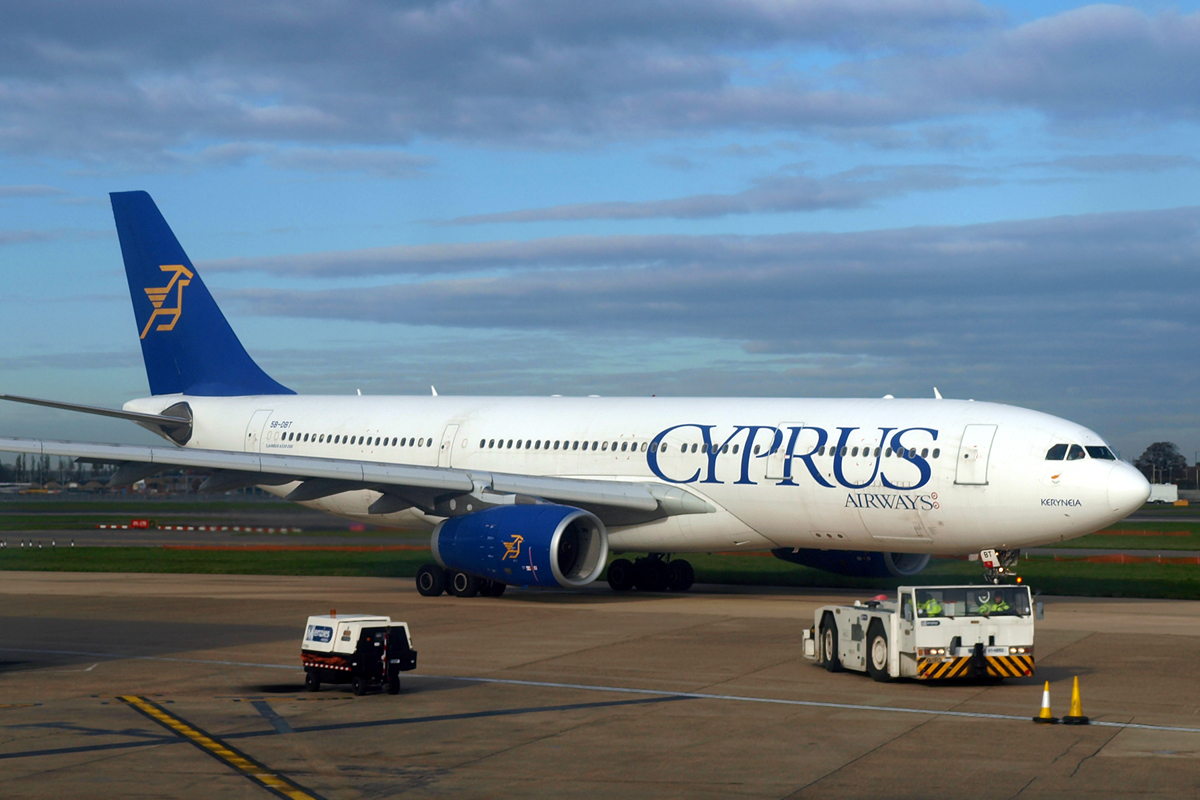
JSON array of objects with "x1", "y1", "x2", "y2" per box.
[{"x1": 2, "y1": 573, "x2": 1200, "y2": 799}]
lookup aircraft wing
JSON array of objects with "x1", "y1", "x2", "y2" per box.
[{"x1": 0, "y1": 437, "x2": 712, "y2": 525}]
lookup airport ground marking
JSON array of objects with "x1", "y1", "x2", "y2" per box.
[
  {"x1": 119, "y1": 695, "x2": 325, "y2": 800},
  {"x1": 250, "y1": 700, "x2": 295, "y2": 735},
  {"x1": 7, "y1": 647, "x2": 1200, "y2": 736}
]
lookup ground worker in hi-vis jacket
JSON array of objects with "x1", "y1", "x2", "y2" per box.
[
  {"x1": 977, "y1": 594, "x2": 1011, "y2": 616},
  {"x1": 918, "y1": 595, "x2": 943, "y2": 617}
]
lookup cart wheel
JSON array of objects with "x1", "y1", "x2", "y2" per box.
[
  {"x1": 820, "y1": 613, "x2": 842, "y2": 673},
  {"x1": 866, "y1": 620, "x2": 891, "y2": 683},
  {"x1": 352, "y1": 675, "x2": 368, "y2": 696},
  {"x1": 305, "y1": 670, "x2": 320, "y2": 692},
  {"x1": 387, "y1": 675, "x2": 401, "y2": 695}
]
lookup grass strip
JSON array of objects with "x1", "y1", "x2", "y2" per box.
[{"x1": 2, "y1": 548, "x2": 1199, "y2": 599}]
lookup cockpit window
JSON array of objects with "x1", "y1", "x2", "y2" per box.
[
  {"x1": 1045, "y1": 443, "x2": 1068, "y2": 460},
  {"x1": 1086, "y1": 446, "x2": 1116, "y2": 460},
  {"x1": 1067, "y1": 444, "x2": 1086, "y2": 461}
]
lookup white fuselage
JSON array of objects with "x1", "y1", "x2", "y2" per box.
[{"x1": 125, "y1": 394, "x2": 1150, "y2": 555}]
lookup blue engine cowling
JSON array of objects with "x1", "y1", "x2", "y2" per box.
[
  {"x1": 772, "y1": 548, "x2": 930, "y2": 578},
  {"x1": 432, "y1": 504, "x2": 608, "y2": 588}
]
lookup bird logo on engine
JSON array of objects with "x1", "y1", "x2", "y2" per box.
[{"x1": 502, "y1": 534, "x2": 524, "y2": 560}]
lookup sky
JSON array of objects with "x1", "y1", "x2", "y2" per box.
[{"x1": 1, "y1": 0, "x2": 1198, "y2": 462}]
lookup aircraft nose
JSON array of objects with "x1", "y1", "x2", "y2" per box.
[{"x1": 1108, "y1": 461, "x2": 1151, "y2": 516}]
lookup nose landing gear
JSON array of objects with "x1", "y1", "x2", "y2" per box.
[{"x1": 980, "y1": 548, "x2": 1021, "y2": 584}]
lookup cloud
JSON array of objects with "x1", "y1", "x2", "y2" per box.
[
  {"x1": 0, "y1": 227, "x2": 109, "y2": 246},
  {"x1": 0, "y1": 184, "x2": 67, "y2": 197},
  {"x1": 444, "y1": 164, "x2": 982, "y2": 224},
  {"x1": 217, "y1": 206, "x2": 1200, "y2": 349},
  {"x1": 856, "y1": 6, "x2": 1200, "y2": 127},
  {"x1": 1037, "y1": 154, "x2": 1200, "y2": 174},
  {"x1": 265, "y1": 148, "x2": 435, "y2": 179},
  {"x1": 0, "y1": 1, "x2": 1028, "y2": 162}
]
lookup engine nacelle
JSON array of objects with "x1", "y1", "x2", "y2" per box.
[
  {"x1": 771, "y1": 548, "x2": 931, "y2": 578},
  {"x1": 432, "y1": 504, "x2": 608, "y2": 588}
]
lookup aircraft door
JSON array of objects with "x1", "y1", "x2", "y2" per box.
[
  {"x1": 764, "y1": 422, "x2": 804, "y2": 481},
  {"x1": 438, "y1": 424, "x2": 459, "y2": 468},
  {"x1": 244, "y1": 409, "x2": 273, "y2": 453},
  {"x1": 955, "y1": 424, "x2": 997, "y2": 485}
]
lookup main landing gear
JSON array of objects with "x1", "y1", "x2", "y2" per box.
[
  {"x1": 980, "y1": 548, "x2": 1021, "y2": 585},
  {"x1": 606, "y1": 553, "x2": 694, "y2": 593},
  {"x1": 415, "y1": 563, "x2": 506, "y2": 598}
]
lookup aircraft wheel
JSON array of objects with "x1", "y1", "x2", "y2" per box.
[
  {"x1": 448, "y1": 571, "x2": 480, "y2": 598},
  {"x1": 667, "y1": 559, "x2": 694, "y2": 592},
  {"x1": 821, "y1": 613, "x2": 842, "y2": 673},
  {"x1": 479, "y1": 579, "x2": 507, "y2": 597},
  {"x1": 633, "y1": 557, "x2": 668, "y2": 592},
  {"x1": 866, "y1": 620, "x2": 891, "y2": 683},
  {"x1": 607, "y1": 558, "x2": 635, "y2": 591},
  {"x1": 416, "y1": 563, "x2": 445, "y2": 597}
]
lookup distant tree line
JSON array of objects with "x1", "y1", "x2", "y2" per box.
[{"x1": 1134, "y1": 442, "x2": 1191, "y2": 484}]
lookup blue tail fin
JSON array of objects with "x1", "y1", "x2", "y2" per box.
[{"x1": 110, "y1": 191, "x2": 294, "y2": 397}]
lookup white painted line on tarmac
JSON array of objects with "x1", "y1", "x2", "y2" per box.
[{"x1": 5, "y1": 646, "x2": 1199, "y2": 734}]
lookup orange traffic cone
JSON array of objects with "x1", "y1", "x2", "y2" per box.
[
  {"x1": 1062, "y1": 676, "x2": 1089, "y2": 725},
  {"x1": 1033, "y1": 681, "x2": 1059, "y2": 724}
]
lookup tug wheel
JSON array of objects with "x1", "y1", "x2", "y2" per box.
[{"x1": 866, "y1": 620, "x2": 891, "y2": 683}]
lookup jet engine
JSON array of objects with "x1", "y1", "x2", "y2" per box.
[
  {"x1": 432, "y1": 504, "x2": 608, "y2": 588},
  {"x1": 771, "y1": 548, "x2": 931, "y2": 578}
]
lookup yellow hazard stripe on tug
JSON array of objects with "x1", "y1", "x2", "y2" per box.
[
  {"x1": 917, "y1": 655, "x2": 1035, "y2": 679},
  {"x1": 917, "y1": 657, "x2": 972, "y2": 679},
  {"x1": 986, "y1": 655, "x2": 1035, "y2": 678},
  {"x1": 119, "y1": 696, "x2": 324, "y2": 800}
]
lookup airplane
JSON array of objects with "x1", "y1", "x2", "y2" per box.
[{"x1": 0, "y1": 191, "x2": 1151, "y2": 597}]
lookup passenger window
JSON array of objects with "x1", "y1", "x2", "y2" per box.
[
  {"x1": 817, "y1": 446, "x2": 825, "y2": 456},
  {"x1": 885, "y1": 448, "x2": 891, "y2": 457},
  {"x1": 573, "y1": 441, "x2": 579, "y2": 450},
  {"x1": 622, "y1": 442, "x2": 628, "y2": 452},
  {"x1": 691, "y1": 443, "x2": 698, "y2": 453},
  {"x1": 921, "y1": 448, "x2": 928, "y2": 458},
  {"x1": 681, "y1": 444, "x2": 687, "y2": 453},
  {"x1": 851, "y1": 447, "x2": 858, "y2": 457},
  {"x1": 534, "y1": 440, "x2": 541, "y2": 450},
  {"x1": 1045, "y1": 444, "x2": 1068, "y2": 460},
  {"x1": 932, "y1": 448, "x2": 940, "y2": 458},
  {"x1": 721, "y1": 444, "x2": 728, "y2": 453},
  {"x1": 303, "y1": 434, "x2": 309, "y2": 442},
  {"x1": 506, "y1": 439, "x2": 512, "y2": 448},
  {"x1": 554, "y1": 441, "x2": 560, "y2": 450},
  {"x1": 641, "y1": 442, "x2": 648, "y2": 452},
  {"x1": 660, "y1": 443, "x2": 667, "y2": 453},
  {"x1": 732, "y1": 444, "x2": 739, "y2": 454},
  {"x1": 753, "y1": 445, "x2": 760, "y2": 454},
  {"x1": 1086, "y1": 446, "x2": 1116, "y2": 460},
  {"x1": 1067, "y1": 444, "x2": 1085, "y2": 461}
]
